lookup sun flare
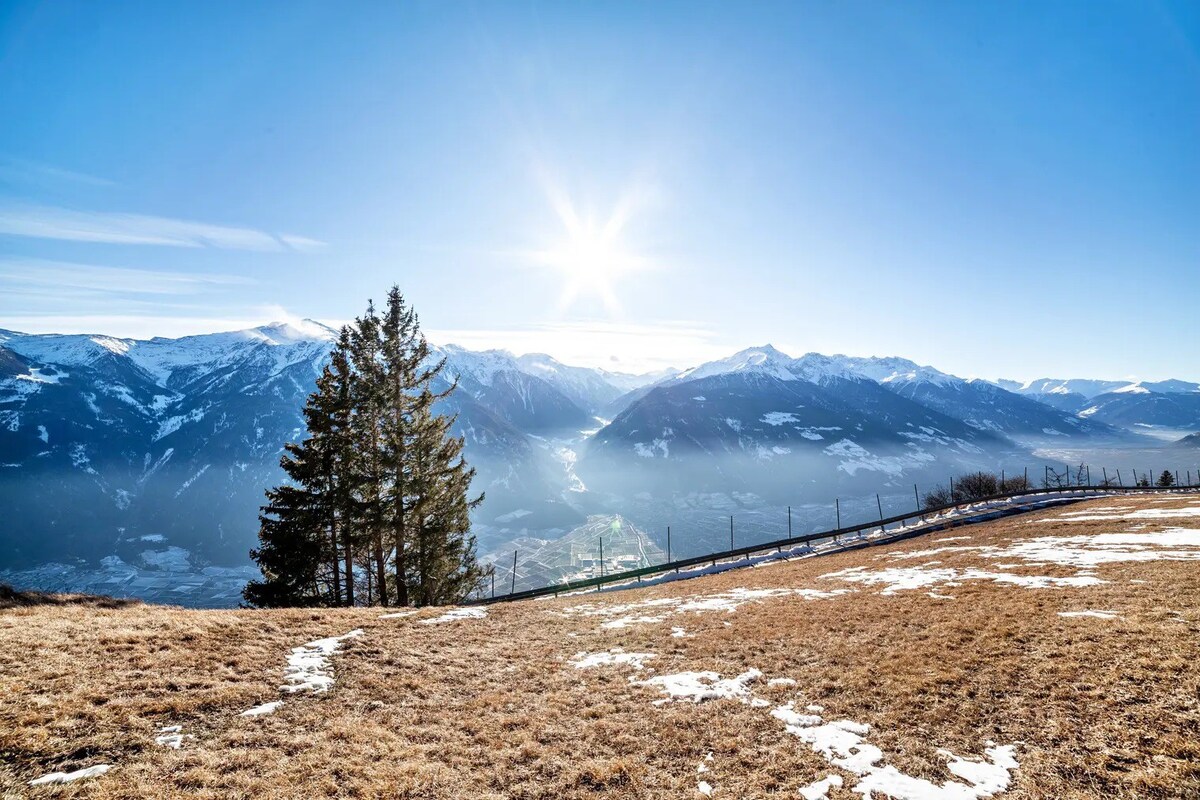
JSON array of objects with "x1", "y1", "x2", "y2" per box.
[{"x1": 530, "y1": 182, "x2": 654, "y2": 313}]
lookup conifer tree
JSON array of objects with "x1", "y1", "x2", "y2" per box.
[
  {"x1": 246, "y1": 287, "x2": 487, "y2": 608},
  {"x1": 348, "y1": 302, "x2": 391, "y2": 606},
  {"x1": 243, "y1": 441, "x2": 330, "y2": 607}
]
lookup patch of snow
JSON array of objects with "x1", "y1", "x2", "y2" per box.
[
  {"x1": 29, "y1": 765, "x2": 111, "y2": 786},
  {"x1": 635, "y1": 668, "x2": 763, "y2": 706},
  {"x1": 1058, "y1": 610, "x2": 1119, "y2": 619},
  {"x1": 823, "y1": 565, "x2": 1103, "y2": 595},
  {"x1": 762, "y1": 411, "x2": 801, "y2": 426},
  {"x1": 240, "y1": 700, "x2": 284, "y2": 717},
  {"x1": 420, "y1": 607, "x2": 488, "y2": 624},
  {"x1": 569, "y1": 648, "x2": 656, "y2": 670},
  {"x1": 992, "y1": 528, "x2": 1200, "y2": 568},
  {"x1": 280, "y1": 629, "x2": 363, "y2": 694},
  {"x1": 799, "y1": 774, "x2": 843, "y2": 800},
  {"x1": 379, "y1": 610, "x2": 418, "y2": 619},
  {"x1": 154, "y1": 725, "x2": 188, "y2": 749},
  {"x1": 601, "y1": 615, "x2": 665, "y2": 630}
]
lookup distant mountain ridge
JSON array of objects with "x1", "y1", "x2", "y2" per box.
[{"x1": 3, "y1": 325, "x2": 1198, "y2": 603}]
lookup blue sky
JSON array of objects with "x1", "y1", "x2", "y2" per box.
[{"x1": 1, "y1": 1, "x2": 1197, "y2": 379}]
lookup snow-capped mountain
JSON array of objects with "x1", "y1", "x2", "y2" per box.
[
  {"x1": 0, "y1": 324, "x2": 632, "y2": 575},
  {"x1": 1001, "y1": 377, "x2": 1200, "y2": 430},
  {"x1": 649, "y1": 348, "x2": 1121, "y2": 443},
  {"x1": 579, "y1": 351, "x2": 1014, "y2": 504},
  {"x1": 4, "y1": 326, "x2": 1196, "y2": 605},
  {"x1": 437, "y1": 345, "x2": 594, "y2": 432}
]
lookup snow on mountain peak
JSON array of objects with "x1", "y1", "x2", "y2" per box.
[
  {"x1": 677, "y1": 345, "x2": 796, "y2": 382},
  {"x1": 251, "y1": 319, "x2": 338, "y2": 344}
]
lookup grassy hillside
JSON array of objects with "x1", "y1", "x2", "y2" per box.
[{"x1": 3, "y1": 494, "x2": 1200, "y2": 798}]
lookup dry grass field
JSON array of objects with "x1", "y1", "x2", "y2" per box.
[{"x1": 2, "y1": 492, "x2": 1199, "y2": 799}]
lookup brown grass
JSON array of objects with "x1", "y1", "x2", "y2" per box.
[{"x1": 2, "y1": 494, "x2": 1199, "y2": 798}]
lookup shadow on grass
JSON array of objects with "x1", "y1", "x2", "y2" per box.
[{"x1": 0, "y1": 583, "x2": 140, "y2": 610}]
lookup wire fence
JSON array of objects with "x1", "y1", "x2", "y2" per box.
[{"x1": 470, "y1": 465, "x2": 1200, "y2": 605}]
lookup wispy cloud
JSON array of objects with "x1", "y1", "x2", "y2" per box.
[
  {"x1": 0, "y1": 203, "x2": 325, "y2": 252},
  {"x1": 425, "y1": 320, "x2": 723, "y2": 373},
  {"x1": 0, "y1": 258, "x2": 255, "y2": 299},
  {"x1": 0, "y1": 314, "x2": 275, "y2": 339},
  {"x1": 0, "y1": 157, "x2": 116, "y2": 188}
]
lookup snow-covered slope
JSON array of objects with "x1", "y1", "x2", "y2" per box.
[{"x1": 0, "y1": 325, "x2": 590, "y2": 573}]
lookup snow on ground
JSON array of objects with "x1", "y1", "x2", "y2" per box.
[
  {"x1": 799, "y1": 774, "x2": 843, "y2": 799},
  {"x1": 568, "y1": 648, "x2": 657, "y2": 671},
  {"x1": 379, "y1": 610, "x2": 418, "y2": 619},
  {"x1": 992, "y1": 528, "x2": 1200, "y2": 568},
  {"x1": 772, "y1": 702, "x2": 1019, "y2": 799},
  {"x1": 1040, "y1": 504, "x2": 1200, "y2": 523},
  {"x1": 635, "y1": 669, "x2": 765, "y2": 707},
  {"x1": 281, "y1": 629, "x2": 364, "y2": 694},
  {"x1": 29, "y1": 765, "x2": 111, "y2": 786},
  {"x1": 420, "y1": 607, "x2": 488, "y2": 624},
  {"x1": 239, "y1": 628, "x2": 363, "y2": 718},
  {"x1": 630, "y1": 664, "x2": 1019, "y2": 798},
  {"x1": 154, "y1": 725, "x2": 188, "y2": 749},
  {"x1": 560, "y1": 586, "x2": 850, "y2": 630},
  {"x1": 1058, "y1": 610, "x2": 1120, "y2": 619},
  {"x1": 240, "y1": 700, "x2": 284, "y2": 717},
  {"x1": 823, "y1": 566, "x2": 1102, "y2": 595}
]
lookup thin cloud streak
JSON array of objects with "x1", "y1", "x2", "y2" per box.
[
  {"x1": 0, "y1": 258, "x2": 255, "y2": 298},
  {"x1": 0, "y1": 204, "x2": 325, "y2": 252}
]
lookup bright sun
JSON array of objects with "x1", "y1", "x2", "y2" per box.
[{"x1": 530, "y1": 183, "x2": 652, "y2": 313}]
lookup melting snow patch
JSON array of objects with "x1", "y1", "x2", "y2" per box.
[
  {"x1": 697, "y1": 779, "x2": 713, "y2": 796},
  {"x1": 241, "y1": 700, "x2": 284, "y2": 717},
  {"x1": 280, "y1": 629, "x2": 363, "y2": 694},
  {"x1": 799, "y1": 774, "x2": 843, "y2": 800},
  {"x1": 989, "y1": 528, "x2": 1200, "y2": 568},
  {"x1": 154, "y1": 724, "x2": 189, "y2": 749},
  {"x1": 421, "y1": 607, "x2": 488, "y2": 624},
  {"x1": 767, "y1": 677, "x2": 797, "y2": 687},
  {"x1": 1058, "y1": 610, "x2": 1119, "y2": 619},
  {"x1": 772, "y1": 701, "x2": 1019, "y2": 799},
  {"x1": 824, "y1": 566, "x2": 1103, "y2": 595},
  {"x1": 379, "y1": 610, "x2": 418, "y2": 619},
  {"x1": 569, "y1": 648, "x2": 656, "y2": 670},
  {"x1": 601, "y1": 615, "x2": 666, "y2": 629},
  {"x1": 561, "y1": 587, "x2": 848, "y2": 629},
  {"x1": 1042, "y1": 505, "x2": 1200, "y2": 523},
  {"x1": 671, "y1": 627, "x2": 690, "y2": 638},
  {"x1": 635, "y1": 669, "x2": 763, "y2": 706},
  {"x1": 30, "y1": 765, "x2": 111, "y2": 785}
]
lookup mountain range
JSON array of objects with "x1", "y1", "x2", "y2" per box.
[{"x1": 2, "y1": 321, "x2": 1197, "y2": 603}]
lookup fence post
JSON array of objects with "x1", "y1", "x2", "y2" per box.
[
  {"x1": 491, "y1": 570, "x2": 495, "y2": 599},
  {"x1": 876, "y1": 493, "x2": 885, "y2": 532},
  {"x1": 511, "y1": 549, "x2": 518, "y2": 595},
  {"x1": 788, "y1": 506, "x2": 792, "y2": 540},
  {"x1": 1086, "y1": 465, "x2": 1091, "y2": 488},
  {"x1": 835, "y1": 498, "x2": 841, "y2": 533},
  {"x1": 667, "y1": 526, "x2": 671, "y2": 563},
  {"x1": 1024, "y1": 466, "x2": 1028, "y2": 491},
  {"x1": 729, "y1": 515, "x2": 734, "y2": 553},
  {"x1": 599, "y1": 536, "x2": 604, "y2": 578}
]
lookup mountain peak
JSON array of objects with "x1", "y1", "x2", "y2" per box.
[{"x1": 252, "y1": 319, "x2": 338, "y2": 344}]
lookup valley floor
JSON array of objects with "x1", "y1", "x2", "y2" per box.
[{"x1": 3, "y1": 494, "x2": 1199, "y2": 798}]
